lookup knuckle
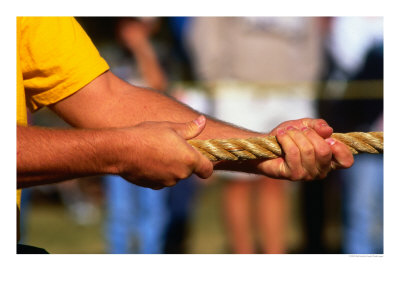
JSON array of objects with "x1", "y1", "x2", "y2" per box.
[
  {"x1": 301, "y1": 118, "x2": 312, "y2": 126},
  {"x1": 343, "y1": 156, "x2": 355, "y2": 168},
  {"x1": 171, "y1": 164, "x2": 189, "y2": 180},
  {"x1": 303, "y1": 168, "x2": 319, "y2": 181},
  {"x1": 177, "y1": 168, "x2": 191, "y2": 180},
  {"x1": 300, "y1": 170, "x2": 309, "y2": 180},
  {"x1": 289, "y1": 175, "x2": 299, "y2": 181},
  {"x1": 205, "y1": 165, "x2": 214, "y2": 178},
  {"x1": 317, "y1": 144, "x2": 332, "y2": 159},
  {"x1": 302, "y1": 145, "x2": 314, "y2": 157},
  {"x1": 290, "y1": 169, "x2": 306, "y2": 181},
  {"x1": 183, "y1": 152, "x2": 197, "y2": 167},
  {"x1": 286, "y1": 146, "x2": 300, "y2": 157},
  {"x1": 198, "y1": 166, "x2": 213, "y2": 179},
  {"x1": 314, "y1": 118, "x2": 326, "y2": 126}
]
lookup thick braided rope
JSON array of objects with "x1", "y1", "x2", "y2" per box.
[{"x1": 188, "y1": 132, "x2": 383, "y2": 161}]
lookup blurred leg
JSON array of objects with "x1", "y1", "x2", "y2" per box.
[
  {"x1": 164, "y1": 176, "x2": 198, "y2": 254},
  {"x1": 19, "y1": 188, "x2": 32, "y2": 244},
  {"x1": 223, "y1": 179, "x2": 254, "y2": 254},
  {"x1": 371, "y1": 156, "x2": 384, "y2": 253},
  {"x1": 104, "y1": 176, "x2": 136, "y2": 254},
  {"x1": 342, "y1": 155, "x2": 383, "y2": 254},
  {"x1": 137, "y1": 187, "x2": 168, "y2": 254},
  {"x1": 256, "y1": 177, "x2": 288, "y2": 254}
]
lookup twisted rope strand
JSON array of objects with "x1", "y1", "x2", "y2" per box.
[{"x1": 188, "y1": 132, "x2": 383, "y2": 161}]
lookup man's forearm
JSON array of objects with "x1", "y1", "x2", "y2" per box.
[
  {"x1": 50, "y1": 71, "x2": 260, "y2": 140},
  {"x1": 18, "y1": 73, "x2": 263, "y2": 189},
  {"x1": 49, "y1": 71, "x2": 352, "y2": 179},
  {"x1": 49, "y1": 72, "x2": 269, "y2": 173},
  {"x1": 120, "y1": 87, "x2": 257, "y2": 139},
  {"x1": 17, "y1": 125, "x2": 120, "y2": 189}
]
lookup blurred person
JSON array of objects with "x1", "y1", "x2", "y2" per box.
[
  {"x1": 18, "y1": 188, "x2": 32, "y2": 243},
  {"x1": 187, "y1": 17, "x2": 325, "y2": 253},
  {"x1": 116, "y1": 17, "x2": 167, "y2": 91},
  {"x1": 98, "y1": 17, "x2": 169, "y2": 254},
  {"x1": 163, "y1": 17, "x2": 212, "y2": 253},
  {"x1": 104, "y1": 17, "x2": 210, "y2": 254},
  {"x1": 17, "y1": 17, "x2": 354, "y2": 253},
  {"x1": 81, "y1": 17, "x2": 210, "y2": 254},
  {"x1": 165, "y1": 86, "x2": 213, "y2": 253},
  {"x1": 318, "y1": 17, "x2": 383, "y2": 253}
]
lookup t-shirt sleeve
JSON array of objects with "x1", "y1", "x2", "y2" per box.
[{"x1": 19, "y1": 17, "x2": 110, "y2": 111}]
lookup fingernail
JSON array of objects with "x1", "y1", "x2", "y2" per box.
[
  {"x1": 277, "y1": 128, "x2": 285, "y2": 135},
  {"x1": 286, "y1": 126, "x2": 295, "y2": 131},
  {"x1": 301, "y1": 126, "x2": 309, "y2": 132},
  {"x1": 320, "y1": 123, "x2": 331, "y2": 129},
  {"x1": 193, "y1": 115, "x2": 206, "y2": 127},
  {"x1": 325, "y1": 138, "x2": 336, "y2": 146}
]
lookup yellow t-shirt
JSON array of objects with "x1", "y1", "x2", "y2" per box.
[{"x1": 16, "y1": 17, "x2": 109, "y2": 209}]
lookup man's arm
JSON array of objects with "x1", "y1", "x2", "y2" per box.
[
  {"x1": 49, "y1": 71, "x2": 353, "y2": 179},
  {"x1": 17, "y1": 116, "x2": 213, "y2": 189},
  {"x1": 50, "y1": 71, "x2": 252, "y2": 138},
  {"x1": 17, "y1": 70, "x2": 353, "y2": 189},
  {"x1": 17, "y1": 125, "x2": 118, "y2": 188}
]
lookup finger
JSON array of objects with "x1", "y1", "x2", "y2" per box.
[
  {"x1": 269, "y1": 118, "x2": 333, "y2": 138},
  {"x1": 171, "y1": 115, "x2": 207, "y2": 140},
  {"x1": 276, "y1": 127, "x2": 303, "y2": 180},
  {"x1": 132, "y1": 178, "x2": 165, "y2": 190},
  {"x1": 285, "y1": 126, "x2": 317, "y2": 177},
  {"x1": 325, "y1": 138, "x2": 354, "y2": 170},
  {"x1": 300, "y1": 126, "x2": 332, "y2": 177},
  {"x1": 300, "y1": 118, "x2": 333, "y2": 139},
  {"x1": 193, "y1": 151, "x2": 214, "y2": 179}
]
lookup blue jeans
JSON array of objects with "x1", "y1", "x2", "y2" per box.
[
  {"x1": 19, "y1": 188, "x2": 32, "y2": 244},
  {"x1": 341, "y1": 155, "x2": 383, "y2": 254},
  {"x1": 104, "y1": 176, "x2": 168, "y2": 254},
  {"x1": 164, "y1": 175, "x2": 198, "y2": 253}
]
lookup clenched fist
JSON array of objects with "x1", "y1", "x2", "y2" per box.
[
  {"x1": 260, "y1": 118, "x2": 354, "y2": 180},
  {"x1": 114, "y1": 115, "x2": 213, "y2": 189},
  {"x1": 213, "y1": 118, "x2": 354, "y2": 181}
]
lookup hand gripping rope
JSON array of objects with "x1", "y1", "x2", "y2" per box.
[{"x1": 188, "y1": 132, "x2": 383, "y2": 161}]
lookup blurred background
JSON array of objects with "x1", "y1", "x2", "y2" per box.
[{"x1": 19, "y1": 16, "x2": 383, "y2": 254}]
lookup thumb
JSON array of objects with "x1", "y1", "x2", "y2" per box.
[
  {"x1": 301, "y1": 118, "x2": 333, "y2": 139},
  {"x1": 172, "y1": 115, "x2": 207, "y2": 140}
]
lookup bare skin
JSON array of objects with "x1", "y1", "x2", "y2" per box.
[
  {"x1": 223, "y1": 177, "x2": 288, "y2": 254},
  {"x1": 116, "y1": 18, "x2": 167, "y2": 91},
  {"x1": 17, "y1": 116, "x2": 212, "y2": 189},
  {"x1": 17, "y1": 71, "x2": 354, "y2": 189}
]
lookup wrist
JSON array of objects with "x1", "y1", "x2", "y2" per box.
[
  {"x1": 127, "y1": 39, "x2": 152, "y2": 53},
  {"x1": 96, "y1": 128, "x2": 126, "y2": 176}
]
